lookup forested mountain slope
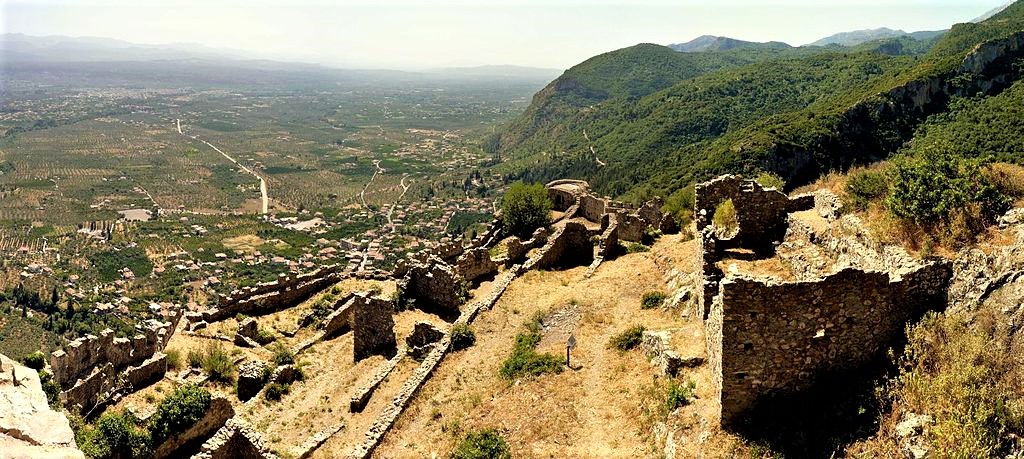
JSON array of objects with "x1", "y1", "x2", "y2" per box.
[{"x1": 490, "y1": 1, "x2": 1024, "y2": 201}]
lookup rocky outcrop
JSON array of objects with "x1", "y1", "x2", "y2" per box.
[{"x1": 0, "y1": 353, "x2": 83, "y2": 458}]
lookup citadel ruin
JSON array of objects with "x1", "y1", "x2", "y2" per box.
[{"x1": 9, "y1": 174, "x2": 1003, "y2": 457}]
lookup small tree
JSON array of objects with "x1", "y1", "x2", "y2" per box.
[
  {"x1": 148, "y1": 384, "x2": 211, "y2": 447},
  {"x1": 500, "y1": 182, "x2": 552, "y2": 238},
  {"x1": 451, "y1": 428, "x2": 512, "y2": 459}
]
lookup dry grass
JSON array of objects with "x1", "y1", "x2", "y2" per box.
[{"x1": 373, "y1": 234, "x2": 733, "y2": 458}]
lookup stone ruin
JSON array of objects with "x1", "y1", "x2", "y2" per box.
[
  {"x1": 49, "y1": 315, "x2": 180, "y2": 415},
  {"x1": 546, "y1": 179, "x2": 675, "y2": 243},
  {"x1": 203, "y1": 265, "x2": 342, "y2": 322},
  {"x1": 351, "y1": 293, "x2": 398, "y2": 361},
  {"x1": 692, "y1": 175, "x2": 953, "y2": 427}
]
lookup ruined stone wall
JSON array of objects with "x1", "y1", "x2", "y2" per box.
[
  {"x1": 203, "y1": 267, "x2": 341, "y2": 322},
  {"x1": 455, "y1": 247, "x2": 498, "y2": 283},
  {"x1": 708, "y1": 262, "x2": 951, "y2": 426},
  {"x1": 546, "y1": 180, "x2": 589, "y2": 212},
  {"x1": 152, "y1": 395, "x2": 234, "y2": 459},
  {"x1": 51, "y1": 322, "x2": 171, "y2": 389},
  {"x1": 527, "y1": 222, "x2": 594, "y2": 271},
  {"x1": 352, "y1": 294, "x2": 397, "y2": 361},
  {"x1": 398, "y1": 259, "x2": 464, "y2": 319},
  {"x1": 694, "y1": 175, "x2": 812, "y2": 252},
  {"x1": 578, "y1": 194, "x2": 607, "y2": 222},
  {"x1": 193, "y1": 417, "x2": 278, "y2": 459}
]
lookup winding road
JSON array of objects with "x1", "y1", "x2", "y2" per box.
[{"x1": 176, "y1": 119, "x2": 269, "y2": 215}]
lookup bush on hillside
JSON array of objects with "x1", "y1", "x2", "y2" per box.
[
  {"x1": 22, "y1": 350, "x2": 46, "y2": 370},
  {"x1": 755, "y1": 171, "x2": 786, "y2": 190},
  {"x1": 665, "y1": 378, "x2": 697, "y2": 411},
  {"x1": 886, "y1": 149, "x2": 1008, "y2": 225},
  {"x1": 500, "y1": 182, "x2": 552, "y2": 238},
  {"x1": 148, "y1": 384, "x2": 211, "y2": 447},
  {"x1": 499, "y1": 313, "x2": 563, "y2": 380},
  {"x1": 271, "y1": 342, "x2": 294, "y2": 366},
  {"x1": 265, "y1": 382, "x2": 290, "y2": 401},
  {"x1": 201, "y1": 343, "x2": 235, "y2": 383},
  {"x1": 450, "y1": 428, "x2": 511, "y2": 459},
  {"x1": 663, "y1": 185, "x2": 695, "y2": 227},
  {"x1": 78, "y1": 410, "x2": 152, "y2": 459},
  {"x1": 451, "y1": 323, "x2": 476, "y2": 351},
  {"x1": 844, "y1": 169, "x2": 890, "y2": 212},
  {"x1": 641, "y1": 292, "x2": 667, "y2": 310},
  {"x1": 609, "y1": 325, "x2": 645, "y2": 352},
  {"x1": 880, "y1": 311, "x2": 1024, "y2": 457}
]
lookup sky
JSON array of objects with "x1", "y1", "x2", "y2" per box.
[{"x1": 1, "y1": 0, "x2": 1011, "y2": 70}]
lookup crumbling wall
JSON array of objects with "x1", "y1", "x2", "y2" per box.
[
  {"x1": 694, "y1": 175, "x2": 812, "y2": 252},
  {"x1": 708, "y1": 264, "x2": 951, "y2": 427},
  {"x1": 527, "y1": 222, "x2": 593, "y2": 270},
  {"x1": 152, "y1": 395, "x2": 234, "y2": 459},
  {"x1": 455, "y1": 247, "x2": 498, "y2": 283},
  {"x1": 546, "y1": 179, "x2": 589, "y2": 212},
  {"x1": 579, "y1": 194, "x2": 607, "y2": 222},
  {"x1": 204, "y1": 267, "x2": 342, "y2": 322},
  {"x1": 193, "y1": 417, "x2": 278, "y2": 459},
  {"x1": 397, "y1": 259, "x2": 464, "y2": 319},
  {"x1": 352, "y1": 294, "x2": 397, "y2": 361}
]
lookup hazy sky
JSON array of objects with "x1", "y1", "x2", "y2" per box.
[{"x1": 1, "y1": 0, "x2": 1010, "y2": 70}]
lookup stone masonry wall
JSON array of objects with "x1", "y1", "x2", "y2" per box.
[
  {"x1": 707, "y1": 260, "x2": 951, "y2": 426},
  {"x1": 695, "y1": 175, "x2": 813, "y2": 252},
  {"x1": 204, "y1": 268, "x2": 341, "y2": 322},
  {"x1": 352, "y1": 294, "x2": 397, "y2": 361}
]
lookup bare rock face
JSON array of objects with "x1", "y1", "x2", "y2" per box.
[
  {"x1": 0, "y1": 353, "x2": 83, "y2": 458},
  {"x1": 236, "y1": 361, "x2": 268, "y2": 401}
]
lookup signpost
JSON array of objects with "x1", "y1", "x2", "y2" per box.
[{"x1": 566, "y1": 334, "x2": 576, "y2": 368}]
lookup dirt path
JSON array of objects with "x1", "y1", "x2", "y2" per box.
[
  {"x1": 176, "y1": 119, "x2": 269, "y2": 215},
  {"x1": 385, "y1": 174, "x2": 411, "y2": 234},
  {"x1": 374, "y1": 238, "x2": 708, "y2": 458}
]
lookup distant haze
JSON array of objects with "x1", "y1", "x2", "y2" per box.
[{"x1": 1, "y1": 0, "x2": 1010, "y2": 70}]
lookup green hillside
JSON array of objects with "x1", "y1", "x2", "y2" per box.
[{"x1": 491, "y1": 0, "x2": 1024, "y2": 200}]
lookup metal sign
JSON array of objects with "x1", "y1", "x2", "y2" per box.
[{"x1": 567, "y1": 334, "x2": 576, "y2": 350}]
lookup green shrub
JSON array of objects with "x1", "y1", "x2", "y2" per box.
[
  {"x1": 201, "y1": 343, "x2": 235, "y2": 383},
  {"x1": 609, "y1": 326, "x2": 645, "y2": 352},
  {"x1": 845, "y1": 169, "x2": 890, "y2": 212},
  {"x1": 500, "y1": 182, "x2": 552, "y2": 238},
  {"x1": 450, "y1": 428, "x2": 511, "y2": 459},
  {"x1": 165, "y1": 349, "x2": 182, "y2": 370},
  {"x1": 755, "y1": 171, "x2": 785, "y2": 190},
  {"x1": 22, "y1": 350, "x2": 46, "y2": 370},
  {"x1": 499, "y1": 314, "x2": 563, "y2": 380},
  {"x1": 451, "y1": 323, "x2": 476, "y2": 351},
  {"x1": 665, "y1": 378, "x2": 697, "y2": 411},
  {"x1": 265, "y1": 382, "x2": 290, "y2": 401},
  {"x1": 883, "y1": 311, "x2": 1024, "y2": 457},
  {"x1": 271, "y1": 342, "x2": 295, "y2": 366},
  {"x1": 79, "y1": 410, "x2": 152, "y2": 459},
  {"x1": 625, "y1": 242, "x2": 650, "y2": 253},
  {"x1": 887, "y1": 149, "x2": 1009, "y2": 225},
  {"x1": 641, "y1": 291, "x2": 667, "y2": 310},
  {"x1": 38, "y1": 369, "x2": 61, "y2": 408},
  {"x1": 712, "y1": 199, "x2": 738, "y2": 236},
  {"x1": 663, "y1": 185, "x2": 695, "y2": 227},
  {"x1": 187, "y1": 349, "x2": 203, "y2": 368},
  {"x1": 148, "y1": 384, "x2": 211, "y2": 447},
  {"x1": 256, "y1": 328, "x2": 275, "y2": 345}
]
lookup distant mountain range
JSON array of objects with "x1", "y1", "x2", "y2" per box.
[
  {"x1": 808, "y1": 28, "x2": 946, "y2": 47},
  {"x1": 0, "y1": 33, "x2": 561, "y2": 86},
  {"x1": 669, "y1": 35, "x2": 791, "y2": 53}
]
